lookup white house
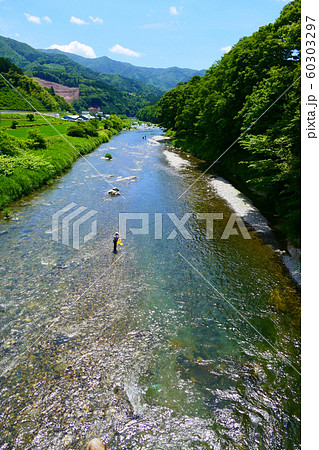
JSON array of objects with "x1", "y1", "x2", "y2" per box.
[{"x1": 62, "y1": 115, "x2": 80, "y2": 121}]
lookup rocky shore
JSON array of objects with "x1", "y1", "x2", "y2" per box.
[{"x1": 209, "y1": 175, "x2": 301, "y2": 287}]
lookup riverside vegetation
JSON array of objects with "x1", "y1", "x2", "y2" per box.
[
  {"x1": 0, "y1": 113, "x2": 131, "y2": 210},
  {"x1": 140, "y1": 0, "x2": 301, "y2": 244}
]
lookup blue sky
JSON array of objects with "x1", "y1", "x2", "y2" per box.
[{"x1": 0, "y1": 0, "x2": 291, "y2": 70}]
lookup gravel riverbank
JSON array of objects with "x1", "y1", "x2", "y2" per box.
[{"x1": 209, "y1": 175, "x2": 301, "y2": 287}]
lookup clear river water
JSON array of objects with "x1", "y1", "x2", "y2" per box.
[{"x1": 0, "y1": 127, "x2": 300, "y2": 449}]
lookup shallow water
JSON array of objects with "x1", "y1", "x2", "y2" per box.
[{"x1": 0, "y1": 127, "x2": 300, "y2": 449}]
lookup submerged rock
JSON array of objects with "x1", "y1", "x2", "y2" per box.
[
  {"x1": 287, "y1": 243, "x2": 301, "y2": 262},
  {"x1": 270, "y1": 287, "x2": 301, "y2": 315},
  {"x1": 86, "y1": 438, "x2": 106, "y2": 450},
  {"x1": 242, "y1": 361, "x2": 266, "y2": 381},
  {"x1": 116, "y1": 175, "x2": 137, "y2": 181}
]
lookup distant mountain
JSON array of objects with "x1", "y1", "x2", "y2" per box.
[
  {"x1": 44, "y1": 50, "x2": 206, "y2": 92},
  {"x1": 0, "y1": 36, "x2": 161, "y2": 95},
  {"x1": 0, "y1": 35, "x2": 205, "y2": 114},
  {"x1": 0, "y1": 36, "x2": 162, "y2": 115}
]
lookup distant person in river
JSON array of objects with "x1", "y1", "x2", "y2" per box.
[{"x1": 113, "y1": 232, "x2": 119, "y2": 253}]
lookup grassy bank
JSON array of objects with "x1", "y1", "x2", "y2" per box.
[{"x1": 0, "y1": 114, "x2": 130, "y2": 211}]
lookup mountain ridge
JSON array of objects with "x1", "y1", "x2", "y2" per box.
[
  {"x1": 0, "y1": 36, "x2": 162, "y2": 95},
  {"x1": 44, "y1": 49, "x2": 204, "y2": 71},
  {"x1": 0, "y1": 35, "x2": 205, "y2": 114},
  {"x1": 0, "y1": 35, "x2": 163, "y2": 115},
  {"x1": 43, "y1": 49, "x2": 205, "y2": 91},
  {"x1": 0, "y1": 35, "x2": 205, "y2": 93}
]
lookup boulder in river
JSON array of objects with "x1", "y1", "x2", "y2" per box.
[{"x1": 107, "y1": 187, "x2": 120, "y2": 196}]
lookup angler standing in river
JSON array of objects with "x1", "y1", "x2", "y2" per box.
[{"x1": 113, "y1": 232, "x2": 119, "y2": 253}]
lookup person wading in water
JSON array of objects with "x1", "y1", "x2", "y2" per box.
[{"x1": 113, "y1": 232, "x2": 119, "y2": 253}]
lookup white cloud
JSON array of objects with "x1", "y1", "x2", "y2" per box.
[
  {"x1": 221, "y1": 45, "x2": 232, "y2": 53},
  {"x1": 109, "y1": 44, "x2": 141, "y2": 58},
  {"x1": 169, "y1": 6, "x2": 181, "y2": 16},
  {"x1": 43, "y1": 16, "x2": 52, "y2": 24},
  {"x1": 48, "y1": 41, "x2": 96, "y2": 58},
  {"x1": 24, "y1": 13, "x2": 41, "y2": 24},
  {"x1": 89, "y1": 16, "x2": 103, "y2": 24},
  {"x1": 70, "y1": 16, "x2": 88, "y2": 25}
]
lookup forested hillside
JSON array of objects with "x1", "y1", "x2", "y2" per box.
[
  {"x1": 0, "y1": 57, "x2": 72, "y2": 111},
  {"x1": 0, "y1": 36, "x2": 162, "y2": 115},
  {"x1": 136, "y1": 103, "x2": 159, "y2": 123},
  {"x1": 44, "y1": 50, "x2": 205, "y2": 92},
  {"x1": 158, "y1": 0, "x2": 300, "y2": 242}
]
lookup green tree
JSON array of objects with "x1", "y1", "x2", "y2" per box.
[
  {"x1": 67, "y1": 122, "x2": 98, "y2": 138},
  {"x1": 157, "y1": 0, "x2": 301, "y2": 240},
  {"x1": 137, "y1": 103, "x2": 159, "y2": 123},
  {"x1": 103, "y1": 114, "x2": 124, "y2": 132}
]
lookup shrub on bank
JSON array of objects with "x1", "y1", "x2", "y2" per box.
[
  {"x1": 67, "y1": 122, "x2": 98, "y2": 138},
  {"x1": 0, "y1": 131, "x2": 22, "y2": 156},
  {"x1": 26, "y1": 129, "x2": 47, "y2": 150}
]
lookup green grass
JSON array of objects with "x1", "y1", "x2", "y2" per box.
[
  {"x1": 7, "y1": 123, "x2": 68, "y2": 138},
  {"x1": 0, "y1": 134, "x2": 108, "y2": 209},
  {"x1": 0, "y1": 114, "x2": 62, "y2": 127}
]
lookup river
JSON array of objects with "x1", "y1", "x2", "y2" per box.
[{"x1": 0, "y1": 127, "x2": 300, "y2": 449}]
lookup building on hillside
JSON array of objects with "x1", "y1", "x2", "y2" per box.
[
  {"x1": 79, "y1": 113, "x2": 95, "y2": 121},
  {"x1": 62, "y1": 114, "x2": 79, "y2": 121}
]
